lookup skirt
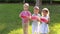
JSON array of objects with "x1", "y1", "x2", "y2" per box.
[{"x1": 39, "y1": 23, "x2": 49, "y2": 33}]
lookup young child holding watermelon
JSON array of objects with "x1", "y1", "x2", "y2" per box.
[
  {"x1": 40, "y1": 8, "x2": 50, "y2": 34},
  {"x1": 31, "y1": 6, "x2": 41, "y2": 34},
  {"x1": 19, "y1": 3, "x2": 31, "y2": 34}
]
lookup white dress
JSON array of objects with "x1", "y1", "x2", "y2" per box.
[
  {"x1": 39, "y1": 16, "x2": 49, "y2": 33},
  {"x1": 32, "y1": 14, "x2": 41, "y2": 34}
]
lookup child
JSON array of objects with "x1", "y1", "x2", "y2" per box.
[
  {"x1": 19, "y1": 3, "x2": 31, "y2": 34},
  {"x1": 40, "y1": 8, "x2": 50, "y2": 34},
  {"x1": 32, "y1": 6, "x2": 41, "y2": 34}
]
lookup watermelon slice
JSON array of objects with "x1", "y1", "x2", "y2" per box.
[
  {"x1": 31, "y1": 16, "x2": 39, "y2": 20},
  {"x1": 21, "y1": 15, "x2": 27, "y2": 18},
  {"x1": 40, "y1": 18, "x2": 48, "y2": 23}
]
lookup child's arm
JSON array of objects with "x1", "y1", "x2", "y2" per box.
[
  {"x1": 19, "y1": 13, "x2": 21, "y2": 18},
  {"x1": 37, "y1": 14, "x2": 41, "y2": 22},
  {"x1": 39, "y1": 18, "x2": 42, "y2": 23},
  {"x1": 19, "y1": 12, "x2": 23, "y2": 18},
  {"x1": 37, "y1": 17, "x2": 40, "y2": 21},
  {"x1": 27, "y1": 11, "x2": 31, "y2": 20},
  {"x1": 28, "y1": 16, "x2": 31, "y2": 20},
  {"x1": 46, "y1": 18, "x2": 50, "y2": 24}
]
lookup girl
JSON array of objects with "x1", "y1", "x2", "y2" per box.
[
  {"x1": 40, "y1": 8, "x2": 50, "y2": 34},
  {"x1": 32, "y1": 6, "x2": 41, "y2": 34},
  {"x1": 19, "y1": 3, "x2": 31, "y2": 34}
]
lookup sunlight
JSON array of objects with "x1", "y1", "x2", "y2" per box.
[
  {"x1": 8, "y1": 23, "x2": 60, "y2": 34},
  {"x1": 50, "y1": 23, "x2": 60, "y2": 34},
  {"x1": 8, "y1": 26, "x2": 32, "y2": 34}
]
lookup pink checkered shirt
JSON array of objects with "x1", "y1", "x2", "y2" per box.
[{"x1": 19, "y1": 11, "x2": 31, "y2": 23}]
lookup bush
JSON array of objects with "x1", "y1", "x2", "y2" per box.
[
  {"x1": 25, "y1": 0, "x2": 36, "y2": 3},
  {"x1": 5, "y1": 0, "x2": 21, "y2": 3}
]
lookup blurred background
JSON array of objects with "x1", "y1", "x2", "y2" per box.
[{"x1": 0, "y1": 0, "x2": 60, "y2": 34}]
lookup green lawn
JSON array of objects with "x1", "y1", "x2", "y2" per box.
[{"x1": 0, "y1": 4, "x2": 60, "y2": 34}]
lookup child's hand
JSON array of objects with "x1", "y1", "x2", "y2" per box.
[
  {"x1": 46, "y1": 18, "x2": 50, "y2": 24},
  {"x1": 27, "y1": 16, "x2": 31, "y2": 20},
  {"x1": 39, "y1": 18, "x2": 42, "y2": 22},
  {"x1": 37, "y1": 17, "x2": 40, "y2": 21}
]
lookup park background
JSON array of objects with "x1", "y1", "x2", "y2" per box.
[{"x1": 0, "y1": 0, "x2": 60, "y2": 34}]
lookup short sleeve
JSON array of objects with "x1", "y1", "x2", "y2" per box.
[
  {"x1": 19, "y1": 11, "x2": 23, "y2": 17},
  {"x1": 27, "y1": 11, "x2": 31, "y2": 16}
]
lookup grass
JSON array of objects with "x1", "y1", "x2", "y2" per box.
[{"x1": 0, "y1": 4, "x2": 60, "y2": 34}]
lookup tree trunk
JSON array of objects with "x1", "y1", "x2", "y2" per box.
[
  {"x1": 36, "y1": 0, "x2": 39, "y2": 7},
  {"x1": 23, "y1": 0, "x2": 25, "y2": 3},
  {"x1": 36, "y1": 0, "x2": 42, "y2": 12},
  {"x1": 50, "y1": 0, "x2": 52, "y2": 4},
  {"x1": 39, "y1": 0, "x2": 42, "y2": 11}
]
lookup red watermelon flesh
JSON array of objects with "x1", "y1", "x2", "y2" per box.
[
  {"x1": 31, "y1": 16, "x2": 38, "y2": 20},
  {"x1": 40, "y1": 18, "x2": 48, "y2": 23},
  {"x1": 21, "y1": 15, "x2": 27, "y2": 18}
]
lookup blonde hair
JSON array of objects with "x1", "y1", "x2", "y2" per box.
[
  {"x1": 23, "y1": 3, "x2": 29, "y2": 7},
  {"x1": 42, "y1": 8, "x2": 50, "y2": 17}
]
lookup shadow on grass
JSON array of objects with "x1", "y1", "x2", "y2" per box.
[{"x1": 0, "y1": 18, "x2": 22, "y2": 34}]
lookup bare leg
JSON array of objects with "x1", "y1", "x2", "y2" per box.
[{"x1": 22, "y1": 22, "x2": 29, "y2": 34}]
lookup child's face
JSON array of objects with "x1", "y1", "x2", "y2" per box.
[
  {"x1": 34, "y1": 9, "x2": 39, "y2": 14},
  {"x1": 42, "y1": 10, "x2": 48, "y2": 16},
  {"x1": 24, "y1": 6, "x2": 29, "y2": 11}
]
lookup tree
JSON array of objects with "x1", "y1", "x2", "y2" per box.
[
  {"x1": 35, "y1": 0, "x2": 42, "y2": 12},
  {"x1": 23, "y1": 0, "x2": 25, "y2": 3},
  {"x1": 50, "y1": 0, "x2": 52, "y2": 4}
]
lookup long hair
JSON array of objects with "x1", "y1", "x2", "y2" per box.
[{"x1": 41, "y1": 8, "x2": 50, "y2": 17}]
